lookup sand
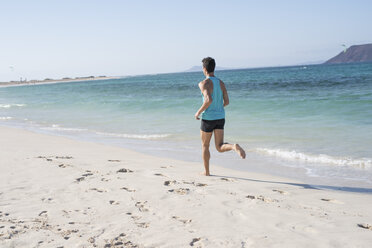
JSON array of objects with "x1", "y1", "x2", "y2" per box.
[
  {"x1": 0, "y1": 76, "x2": 120, "y2": 88},
  {"x1": 0, "y1": 126, "x2": 371, "y2": 247}
]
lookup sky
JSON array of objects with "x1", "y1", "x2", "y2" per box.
[{"x1": 1, "y1": 0, "x2": 371, "y2": 81}]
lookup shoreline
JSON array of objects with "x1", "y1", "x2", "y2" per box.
[
  {"x1": 1, "y1": 120, "x2": 372, "y2": 192},
  {"x1": 1, "y1": 125, "x2": 372, "y2": 247},
  {"x1": 0, "y1": 76, "x2": 121, "y2": 88}
]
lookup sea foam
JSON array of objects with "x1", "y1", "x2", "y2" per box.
[
  {"x1": 255, "y1": 148, "x2": 372, "y2": 169},
  {"x1": 95, "y1": 131, "x2": 170, "y2": 140},
  {"x1": 41, "y1": 125, "x2": 87, "y2": 132},
  {"x1": 0, "y1": 116, "x2": 13, "y2": 120},
  {"x1": 0, "y1": 104, "x2": 26, "y2": 108}
]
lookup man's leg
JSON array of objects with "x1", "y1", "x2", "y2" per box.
[
  {"x1": 214, "y1": 129, "x2": 246, "y2": 159},
  {"x1": 200, "y1": 130, "x2": 213, "y2": 176}
]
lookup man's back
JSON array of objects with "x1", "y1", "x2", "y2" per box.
[{"x1": 201, "y1": 76, "x2": 225, "y2": 121}]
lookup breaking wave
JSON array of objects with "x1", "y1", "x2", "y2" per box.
[
  {"x1": 0, "y1": 116, "x2": 13, "y2": 120},
  {"x1": 0, "y1": 104, "x2": 26, "y2": 108},
  {"x1": 255, "y1": 148, "x2": 372, "y2": 169},
  {"x1": 41, "y1": 124, "x2": 87, "y2": 132},
  {"x1": 95, "y1": 131, "x2": 170, "y2": 140}
]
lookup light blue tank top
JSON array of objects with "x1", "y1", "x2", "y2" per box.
[{"x1": 201, "y1": 76, "x2": 225, "y2": 120}]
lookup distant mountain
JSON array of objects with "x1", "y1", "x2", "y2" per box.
[
  {"x1": 185, "y1": 66, "x2": 233, "y2": 72},
  {"x1": 324, "y1": 43, "x2": 372, "y2": 64}
]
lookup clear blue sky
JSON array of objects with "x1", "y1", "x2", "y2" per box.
[{"x1": 1, "y1": 0, "x2": 371, "y2": 81}]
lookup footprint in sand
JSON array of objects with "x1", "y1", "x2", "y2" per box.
[
  {"x1": 104, "y1": 233, "x2": 138, "y2": 248},
  {"x1": 164, "y1": 180, "x2": 177, "y2": 186},
  {"x1": 168, "y1": 188, "x2": 190, "y2": 195},
  {"x1": 135, "y1": 201, "x2": 149, "y2": 212},
  {"x1": 58, "y1": 164, "x2": 70, "y2": 168},
  {"x1": 89, "y1": 188, "x2": 107, "y2": 193},
  {"x1": 220, "y1": 178, "x2": 234, "y2": 182},
  {"x1": 190, "y1": 237, "x2": 202, "y2": 247},
  {"x1": 182, "y1": 181, "x2": 195, "y2": 185},
  {"x1": 130, "y1": 215, "x2": 141, "y2": 221},
  {"x1": 109, "y1": 200, "x2": 119, "y2": 205},
  {"x1": 55, "y1": 156, "x2": 73, "y2": 159},
  {"x1": 195, "y1": 183, "x2": 207, "y2": 187},
  {"x1": 37, "y1": 155, "x2": 73, "y2": 168},
  {"x1": 182, "y1": 181, "x2": 207, "y2": 187},
  {"x1": 246, "y1": 195, "x2": 278, "y2": 203},
  {"x1": 116, "y1": 168, "x2": 133, "y2": 173},
  {"x1": 38, "y1": 211, "x2": 48, "y2": 216},
  {"x1": 160, "y1": 165, "x2": 174, "y2": 168},
  {"x1": 109, "y1": 200, "x2": 120, "y2": 205},
  {"x1": 172, "y1": 216, "x2": 192, "y2": 224},
  {"x1": 135, "y1": 222, "x2": 149, "y2": 228},
  {"x1": 321, "y1": 198, "x2": 344, "y2": 204},
  {"x1": 121, "y1": 187, "x2": 136, "y2": 192},
  {"x1": 357, "y1": 223, "x2": 372, "y2": 230},
  {"x1": 37, "y1": 155, "x2": 73, "y2": 160},
  {"x1": 76, "y1": 177, "x2": 85, "y2": 182},
  {"x1": 75, "y1": 171, "x2": 95, "y2": 183},
  {"x1": 273, "y1": 189, "x2": 289, "y2": 195},
  {"x1": 59, "y1": 229, "x2": 79, "y2": 240},
  {"x1": 41, "y1": 197, "x2": 54, "y2": 203},
  {"x1": 154, "y1": 173, "x2": 166, "y2": 177}
]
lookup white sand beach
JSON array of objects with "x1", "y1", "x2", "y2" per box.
[
  {"x1": 0, "y1": 126, "x2": 371, "y2": 247},
  {"x1": 0, "y1": 76, "x2": 120, "y2": 88}
]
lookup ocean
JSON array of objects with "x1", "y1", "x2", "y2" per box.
[{"x1": 1, "y1": 63, "x2": 372, "y2": 189}]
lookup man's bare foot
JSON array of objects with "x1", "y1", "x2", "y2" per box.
[
  {"x1": 234, "y1": 144, "x2": 246, "y2": 159},
  {"x1": 201, "y1": 172, "x2": 210, "y2": 176}
]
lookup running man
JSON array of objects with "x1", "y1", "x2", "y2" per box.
[{"x1": 195, "y1": 57, "x2": 246, "y2": 176}]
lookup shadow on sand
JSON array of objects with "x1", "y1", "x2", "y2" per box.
[{"x1": 211, "y1": 174, "x2": 372, "y2": 194}]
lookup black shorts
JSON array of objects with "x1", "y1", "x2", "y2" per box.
[{"x1": 200, "y1": 119, "x2": 225, "y2": 133}]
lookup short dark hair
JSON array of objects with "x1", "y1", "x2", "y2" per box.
[{"x1": 202, "y1": 57, "x2": 215, "y2": 73}]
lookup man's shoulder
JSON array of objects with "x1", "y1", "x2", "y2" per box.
[{"x1": 199, "y1": 78, "x2": 212, "y2": 86}]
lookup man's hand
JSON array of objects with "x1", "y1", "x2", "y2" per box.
[{"x1": 195, "y1": 112, "x2": 200, "y2": 120}]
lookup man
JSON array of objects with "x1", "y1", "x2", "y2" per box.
[{"x1": 195, "y1": 57, "x2": 246, "y2": 176}]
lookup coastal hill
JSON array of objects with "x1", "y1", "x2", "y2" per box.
[{"x1": 324, "y1": 43, "x2": 372, "y2": 64}]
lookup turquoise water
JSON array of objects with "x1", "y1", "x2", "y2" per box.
[{"x1": 1, "y1": 63, "x2": 372, "y2": 186}]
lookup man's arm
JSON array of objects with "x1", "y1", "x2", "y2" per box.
[
  {"x1": 220, "y1": 80, "x2": 229, "y2": 107},
  {"x1": 195, "y1": 80, "x2": 213, "y2": 120}
]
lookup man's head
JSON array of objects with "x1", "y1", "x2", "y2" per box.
[{"x1": 202, "y1": 57, "x2": 215, "y2": 74}]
